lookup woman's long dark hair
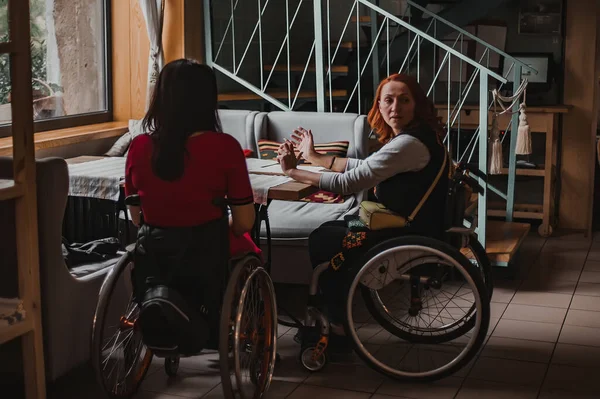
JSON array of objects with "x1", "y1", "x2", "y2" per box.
[{"x1": 143, "y1": 59, "x2": 222, "y2": 181}]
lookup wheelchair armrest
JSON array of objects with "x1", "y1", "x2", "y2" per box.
[
  {"x1": 445, "y1": 226, "x2": 476, "y2": 235},
  {"x1": 125, "y1": 194, "x2": 141, "y2": 206}
]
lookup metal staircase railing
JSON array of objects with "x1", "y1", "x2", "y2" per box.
[{"x1": 203, "y1": 0, "x2": 538, "y2": 249}]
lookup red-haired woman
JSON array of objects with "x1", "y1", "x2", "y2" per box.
[{"x1": 277, "y1": 74, "x2": 449, "y2": 351}]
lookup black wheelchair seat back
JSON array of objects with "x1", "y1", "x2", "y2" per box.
[
  {"x1": 132, "y1": 207, "x2": 231, "y2": 357},
  {"x1": 444, "y1": 163, "x2": 485, "y2": 248}
]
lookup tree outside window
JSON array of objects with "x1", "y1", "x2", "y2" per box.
[{"x1": 0, "y1": 0, "x2": 109, "y2": 131}]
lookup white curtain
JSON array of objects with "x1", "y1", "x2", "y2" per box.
[{"x1": 140, "y1": 0, "x2": 166, "y2": 108}]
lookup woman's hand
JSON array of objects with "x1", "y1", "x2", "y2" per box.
[
  {"x1": 291, "y1": 127, "x2": 316, "y2": 162},
  {"x1": 277, "y1": 141, "x2": 301, "y2": 176}
]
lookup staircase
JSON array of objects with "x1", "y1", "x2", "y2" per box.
[{"x1": 203, "y1": 0, "x2": 537, "y2": 267}]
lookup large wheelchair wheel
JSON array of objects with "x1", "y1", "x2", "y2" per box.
[
  {"x1": 219, "y1": 254, "x2": 277, "y2": 399},
  {"x1": 346, "y1": 236, "x2": 490, "y2": 382},
  {"x1": 91, "y1": 251, "x2": 153, "y2": 398},
  {"x1": 361, "y1": 234, "x2": 492, "y2": 345}
]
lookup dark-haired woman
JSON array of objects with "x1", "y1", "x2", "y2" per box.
[
  {"x1": 277, "y1": 73, "x2": 449, "y2": 348},
  {"x1": 125, "y1": 58, "x2": 260, "y2": 259},
  {"x1": 124, "y1": 59, "x2": 260, "y2": 338}
]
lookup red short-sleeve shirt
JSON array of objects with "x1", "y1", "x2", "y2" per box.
[{"x1": 125, "y1": 132, "x2": 253, "y2": 227}]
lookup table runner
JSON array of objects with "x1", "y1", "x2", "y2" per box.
[{"x1": 249, "y1": 174, "x2": 292, "y2": 205}]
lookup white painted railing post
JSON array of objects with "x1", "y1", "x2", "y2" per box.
[
  {"x1": 477, "y1": 71, "x2": 489, "y2": 248},
  {"x1": 313, "y1": 0, "x2": 325, "y2": 112}
]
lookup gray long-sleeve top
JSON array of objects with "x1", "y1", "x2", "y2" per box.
[{"x1": 319, "y1": 134, "x2": 431, "y2": 195}]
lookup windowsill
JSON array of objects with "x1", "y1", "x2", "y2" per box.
[{"x1": 0, "y1": 121, "x2": 128, "y2": 157}]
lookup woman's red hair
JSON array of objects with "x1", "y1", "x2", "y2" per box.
[{"x1": 367, "y1": 73, "x2": 444, "y2": 144}]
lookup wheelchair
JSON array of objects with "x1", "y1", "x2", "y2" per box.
[
  {"x1": 90, "y1": 195, "x2": 278, "y2": 399},
  {"x1": 293, "y1": 162, "x2": 493, "y2": 382}
]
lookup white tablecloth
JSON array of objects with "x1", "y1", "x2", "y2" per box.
[
  {"x1": 66, "y1": 157, "x2": 292, "y2": 204},
  {"x1": 67, "y1": 157, "x2": 126, "y2": 201}
]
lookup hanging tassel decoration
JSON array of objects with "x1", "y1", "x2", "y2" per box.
[
  {"x1": 515, "y1": 102, "x2": 532, "y2": 155},
  {"x1": 489, "y1": 113, "x2": 503, "y2": 175}
]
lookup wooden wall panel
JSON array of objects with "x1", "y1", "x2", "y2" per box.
[
  {"x1": 184, "y1": 0, "x2": 204, "y2": 62},
  {"x1": 129, "y1": 0, "x2": 149, "y2": 120},
  {"x1": 111, "y1": 0, "x2": 131, "y2": 121},
  {"x1": 559, "y1": 1, "x2": 600, "y2": 232},
  {"x1": 112, "y1": 0, "x2": 186, "y2": 121},
  {"x1": 164, "y1": 0, "x2": 185, "y2": 63}
]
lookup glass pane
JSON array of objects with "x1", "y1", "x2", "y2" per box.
[
  {"x1": 0, "y1": 1, "x2": 8, "y2": 43},
  {"x1": 0, "y1": 0, "x2": 108, "y2": 125},
  {"x1": 0, "y1": 52, "x2": 10, "y2": 124}
]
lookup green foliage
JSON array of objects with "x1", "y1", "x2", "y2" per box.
[{"x1": 0, "y1": 0, "x2": 59, "y2": 105}]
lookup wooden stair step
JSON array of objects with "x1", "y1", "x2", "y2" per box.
[
  {"x1": 218, "y1": 89, "x2": 347, "y2": 102},
  {"x1": 485, "y1": 220, "x2": 531, "y2": 265},
  {"x1": 463, "y1": 195, "x2": 531, "y2": 265},
  {"x1": 340, "y1": 41, "x2": 360, "y2": 49},
  {"x1": 351, "y1": 15, "x2": 407, "y2": 24},
  {"x1": 264, "y1": 64, "x2": 349, "y2": 74},
  {"x1": 460, "y1": 220, "x2": 531, "y2": 266}
]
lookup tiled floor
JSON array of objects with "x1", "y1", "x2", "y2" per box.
[{"x1": 46, "y1": 231, "x2": 600, "y2": 398}]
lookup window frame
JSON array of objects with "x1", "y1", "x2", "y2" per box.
[{"x1": 0, "y1": 0, "x2": 113, "y2": 138}]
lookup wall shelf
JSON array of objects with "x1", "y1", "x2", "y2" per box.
[
  {"x1": 0, "y1": 1, "x2": 47, "y2": 398},
  {"x1": 437, "y1": 104, "x2": 569, "y2": 237},
  {"x1": 0, "y1": 179, "x2": 23, "y2": 200},
  {"x1": 0, "y1": 317, "x2": 33, "y2": 346}
]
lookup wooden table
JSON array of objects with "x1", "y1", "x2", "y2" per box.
[
  {"x1": 65, "y1": 156, "x2": 317, "y2": 201},
  {"x1": 65, "y1": 155, "x2": 317, "y2": 267}
]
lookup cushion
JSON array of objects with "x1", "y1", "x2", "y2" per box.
[
  {"x1": 261, "y1": 197, "x2": 358, "y2": 239},
  {"x1": 69, "y1": 253, "x2": 122, "y2": 279},
  {"x1": 257, "y1": 139, "x2": 349, "y2": 164},
  {"x1": 300, "y1": 189, "x2": 345, "y2": 204},
  {"x1": 104, "y1": 119, "x2": 147, "y2": 157}
]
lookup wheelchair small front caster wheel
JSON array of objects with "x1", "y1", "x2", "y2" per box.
[
  {"x1": 299, "y1": 345, "x2": 327, "y2": 372},
  {"x1": 165, "y1": 357, "x2": 180, "y2": 377}
]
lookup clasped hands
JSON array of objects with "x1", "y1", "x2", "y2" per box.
[{"x1": 276, "y1": 127, "x2": 316, "y2": 176}]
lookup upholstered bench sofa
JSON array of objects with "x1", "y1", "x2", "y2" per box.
[
  {"x1": 107, "y1": 109, "x2": 370, "y2": 285},
  {"x1": 219, "y1": 110, "x2": 371, "y2": 284},
  {"x1": 0, "y1": 157, "x2": 123, "y2": 381}
]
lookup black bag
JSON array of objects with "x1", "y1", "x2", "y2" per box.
[
  {"x1": 137, "y1": 279, "x2": 210, "y2": 356},
  {"x1": 132, "y1": 217, "x2": 230, "y2": 355},
  {"x1": 61, "y1": 237, "x2": 120, "y2": 268}
]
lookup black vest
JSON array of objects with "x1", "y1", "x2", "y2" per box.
[{"x1": 374, "y1": 126, "x2": 449, "y2": 237}]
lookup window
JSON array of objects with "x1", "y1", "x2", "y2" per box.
[{"x1": 0, "y1": 0, "x2": 111, "y2": 137}]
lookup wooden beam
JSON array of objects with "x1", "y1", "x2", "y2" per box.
[
  {"x1": 0, "y1": 122, "x2": 128, "y2": 156},
  {"x1": 559, "y1": 1, "x2": 600, "y2": 232},
  {"x1": 10, "y1": 1, "x2": 46, "y2": 397},
  {"x1": 129, "y1": 0, "x2": 149, "y2": 120},
  {"x1": 589, "y1": 10, "x2": 600, "y2": 237},
  {"x1": 111, "y1": 0, "x2": 132, "y2": 121},
  {"x1": 164, "y1": 0, "x2": 185, "y2": 63},
  {"x1": 184, "y1": 0, "x2": 204, "y2": 62}
]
